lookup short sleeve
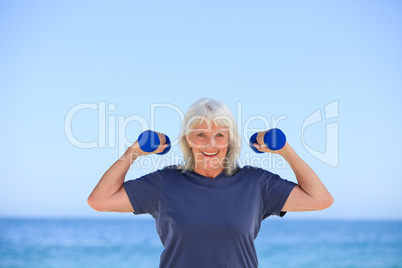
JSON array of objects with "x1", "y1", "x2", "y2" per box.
[
  {"x1": 123, "y1": 170, "x2": 162, "y2": 217},
  {"x1": 258, "y1": 168, "x2": 297, "y2": 219}
]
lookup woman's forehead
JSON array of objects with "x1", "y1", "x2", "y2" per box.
[{"x1": 190, "y1": 122, "x2": 228, "y2": 132}]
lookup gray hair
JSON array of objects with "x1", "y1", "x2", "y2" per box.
[{"x1": 179, "y1": 98, "x2": 241, "y2": 176}]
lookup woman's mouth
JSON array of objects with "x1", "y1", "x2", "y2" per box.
[{"x1": 201, "y1": 151, "x2": 219, "y2": 157}]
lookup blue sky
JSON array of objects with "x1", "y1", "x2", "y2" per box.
[{"x1": 0, "y1": 0, "x2": 401, "y2": 220}]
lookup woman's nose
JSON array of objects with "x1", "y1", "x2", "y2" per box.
[{"x1": 202, "y1": 137, "x2": 215, "y2": 148}]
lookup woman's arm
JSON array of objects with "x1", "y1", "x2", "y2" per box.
[
  {"x1": 87, "y1": 141, "x2": 167, "y2": 212},
  {"x1": 280, "y1": 143, "x2": 333, "y2": 211},
  {"x1": 254, "y1": 142, "x2": 333, "y2": 211}
]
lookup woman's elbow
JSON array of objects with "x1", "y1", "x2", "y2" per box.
[
  {"x1": 318, "y1": 194, "x2": 334, "y2": 210},
  {"x1": 87, "y1": 196, "x2": 105, "y2": 212}
]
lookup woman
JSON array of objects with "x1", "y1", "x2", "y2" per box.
[{"x1": 88, "y1": 98, "x2": 333, "y2": 268}]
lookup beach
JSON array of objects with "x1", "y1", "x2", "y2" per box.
[{"x1": 1, "y1": 218, "x2": 401, "y2": 267}]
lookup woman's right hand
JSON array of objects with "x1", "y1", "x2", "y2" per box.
[{"x1": 131, "y1": 131, "x2": 169, "y2": 156}]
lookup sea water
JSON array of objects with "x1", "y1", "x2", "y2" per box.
[{"x1": 1, "y1": 218, "x2": 401, "y2": 268}]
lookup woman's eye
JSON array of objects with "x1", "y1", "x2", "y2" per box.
[
  {"x1": 216, "y1": 133, "x2": 224, "y2": 137},
  {"x1": 197, "y1": 133, "x2": 205, "y2": 137}
]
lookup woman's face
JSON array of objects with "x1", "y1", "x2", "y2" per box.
[{"x1": 186, "y1": 122, "x2": 229, "y2": 175}]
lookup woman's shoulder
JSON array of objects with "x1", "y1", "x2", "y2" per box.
[
  {"x1": 136, "y1": 165, "x2": 183, "y2": 183},
  {"x1": 160, "y1": 164, "x2": 184, "y2": 175},
  {"x1": 162, "y1": 164, "x2": 180, "y2": 170},
  {"x1": 237, "y1": 165, "x2": 277, "y2": 179},
  {"x1": 238, "y1": 165, "x2": 263, "y2": 173}
]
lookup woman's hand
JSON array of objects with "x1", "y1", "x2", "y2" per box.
[
  {"x1": 132, "y1": 131, "x2": 169, "y2": 156},
  {"x1": 252, "y1": 142, "x2": 287, "y2": 155},
  {"x1": 252, "y1": 130, "x2": 287, "y2": 155}
]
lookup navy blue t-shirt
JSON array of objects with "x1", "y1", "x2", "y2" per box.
[{"x1": 123, "y1": 165, "x2": 296, "y2": 268}]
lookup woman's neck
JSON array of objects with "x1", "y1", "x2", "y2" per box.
[{"x1": 193, "y1": 167, "x2": 224, "y2": 179}]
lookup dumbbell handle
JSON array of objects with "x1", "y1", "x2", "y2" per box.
[
  {"x1": 249, "y1": 128, "x2": 286, "y2": 153},
  {"x1": 137, "y1": 130, "x2": 171, "y2": 155}
]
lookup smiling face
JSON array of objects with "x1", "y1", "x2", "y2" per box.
[{"x1": 185, "y1": 122, "x2": 230, "y2": 178}]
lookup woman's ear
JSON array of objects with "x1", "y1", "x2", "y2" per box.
[{"x1": 185, "y1": 135, "x2": 192, "y2": 148}]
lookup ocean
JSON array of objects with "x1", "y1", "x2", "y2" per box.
[{"x1": 0, "y1": 218, "x2": 401, "y2": 268}]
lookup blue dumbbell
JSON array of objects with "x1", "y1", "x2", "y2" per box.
[
  {"x1": 249, "y1": 128, "x2": 286, "y2": 153},
  {"x1": 137, "y1": 130, "x2": 171, "y2": 155}
]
